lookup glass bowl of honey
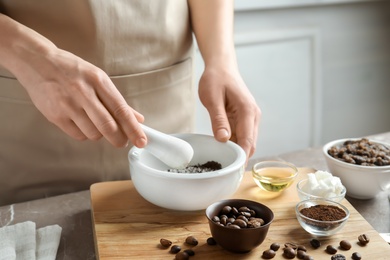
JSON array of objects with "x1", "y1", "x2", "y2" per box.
[{"x1": 252, "y1": 161, "x2": 298, "y2": 192}]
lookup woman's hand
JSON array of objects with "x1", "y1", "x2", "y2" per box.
[
  {"x1": 188, "y1": 0, "x2": 261, "y2": 159},
  {"x1": 0, "y1": 14, "x2": 147, "y2": 148},
  {"x1": 198, "y1": 66, "x2": 261, "y2": 159}
]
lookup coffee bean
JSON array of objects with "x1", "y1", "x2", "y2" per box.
[
  {"x1": 160, "y1": 238, "x2": 172, "y2": 247},
  {"x1": 185, "y1": 236, "x2": 198, "y2": 246},
  {"x1": 236, "y1": 215, "x2": 249, "y2": 223},
  {"x1": 170, "y1": 245, "x2": 181, "y2": 254},
  {"x1": 227, "y1": 224, "x2": 241, "y2": 229},
  {"x1": 247, "y1": 218, "x2": 263, "y2": 228},
  {"x1": 262, "y1": 249, "x2": 276, "y2": 259},
  {"x1": 212, "y1": 215, "x2": 220, "y2": 222},
  {"x1": 175, "y1": 251, "x2": 189, "y2": 260},
  {"x1": 297, "y1": 250, "x2": 307, "y2": 259},
  {"x1": 358, "y1": 234, "x2": 370, "y2": 245},
  {"x1": 270, "y1": 242, "x2": 280, "y2": 251},
  {"x1": 233, "y1": 219, "x2": 247, "y2": 228},
  {"x1": 238, "y1": 206, "x2": 251, "y2": 212},
  {"x1": 326, "y1": 245, "x2": 337, "y2": 254},
  {"x1": 339, "y1": 240, "x2": 351, "y2": 250},
  {"x1": 231, "y1": 207, "x2": 239, "y2": 215},
  {"x1": 331, "y1": 253, "x2": 346, "y2": 260},
  {"x1": 297, "y1": 245, "x2": 307, "y2": 252},
  {"x1": 184, "y1": 249, "x2": 195, "y2": 256},
  {"x1": 303, "y1": 255, "x2": 314, "y2": 260},
  {"x1": 221, "y1": 205, "x2": 232, "y2": 215},
  {"x1": 283, "y1": 247, "x2": 296, "y2": 259},
  {"x1": 284, "y1": 242, "x2": 298, "y2": 249},
  {"x1": 207, "y1": 237, "x2": 217, "y2": 245},
  {"x1": 250, "y1": 209, "x2": 256, "y2": 217},
  {"x1": 352, "y1": 252, "x2": 362, "y2": 260},
  {"x1": 310, "y1": 238, "x2": 321, "y2": 249},
  {"x1": 227, "y1": 217, "x2": 235, "y2": 224},
  {"x1": 240, "y1": 211, "x2": 252, "y2": 218}
]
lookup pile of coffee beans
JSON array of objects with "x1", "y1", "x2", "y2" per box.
[
  {"x1": 328, "y1": 138, "x2": 390, "y2": 166},
  {"x1": 211, "y1": 205, "x2": 265, "y2": 229}
]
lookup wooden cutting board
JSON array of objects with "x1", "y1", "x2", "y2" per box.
[{"x1": 90, "y1": 168, "x2": 390, "y2": 259}]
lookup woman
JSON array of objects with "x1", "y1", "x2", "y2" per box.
[{"x1": 0, "y1": 0, "x2": 260, "y2": 205}]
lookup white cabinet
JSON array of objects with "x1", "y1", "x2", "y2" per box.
[{"x1": 194, "y1": 0, "x2": 390, "y2": 158}]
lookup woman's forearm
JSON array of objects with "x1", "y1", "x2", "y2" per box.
[
  {"x1": 0, "y1": 13, "x2": 56, "y2": 77},
  {"x1": 188, "y1": 0, "x2": 237, "y2": 69}
]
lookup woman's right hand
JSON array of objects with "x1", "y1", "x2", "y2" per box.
[{"x1": 0, "y1": 14, "x2": 147, "y2": 148}]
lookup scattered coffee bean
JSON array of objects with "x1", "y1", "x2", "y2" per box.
[
  {"x1": 283, "y1": 247, "x2": 296, "y2": 259},
  {"x1": 326, "y1": 245, "x2": 337, "y2": 254},
  {"x1": 185, "y1": 236, "x2": 198, "y2": 246},
  {"x1": 170, "y1": 245, "x2": 181, "y2": 254},
  {"x1": 331, "y1": 253, "x2": 346, "y2": 260},
  {"x1": 262, "y1": 249, "x2": 276, "y2": 259},
  {"x1": 270, "y1": 242, "x2": 280, "y2": 251},
  {"x1": 207, "y1": 237, "x2": 217, "y2": 245},
  {"x1": 175, "y1": 251, "x2": 189, "y2": 260},
  {"x1": 339, "y1": 240, "x2": 351, "y2": 250},
  {"x1": 310, "y1": 238, "x2": 321, "y2": 249},
  {"x1": 284, "y1": 242, "x2": 299, "y2": 249},
  {"x1": 184, "y1": 249, "x2": 195, "y2": 256},
  {"x1": 297, "y1": 249, "x2": 307, "y2": 259},
  {"x1": 160, "y1": 238, "x2": 172, "y2": 247},
  {"x1": 298, "y1": 245, "x2": 307, "y2": 252},
  {"x1": 358, "y1": 234, "x2": 370, "y2": 245},
  {"x1": 351, "y1": 252, "x2": 362, "y2": 260},
  {"x1": 303, "y1": 255, "x2": 314, "y2": 260}
]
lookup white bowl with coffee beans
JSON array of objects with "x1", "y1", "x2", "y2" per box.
[
  {"x1": 128, "y1": 133, "x2": 246, "y2": 211},
  {"x1": 323, "y1": 138, "x2": 390, "y2": 199}
]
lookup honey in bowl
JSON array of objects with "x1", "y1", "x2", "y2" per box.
[{"x1": 252, "y1": 161, "x2": 298, "y2": 192}]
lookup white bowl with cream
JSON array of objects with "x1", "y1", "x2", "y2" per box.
[{"x1": 297, "y1": 171, "x2": 346, "y2": 202}]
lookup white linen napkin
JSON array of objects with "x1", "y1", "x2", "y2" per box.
[{"x1": 0, "y1": 221, "x2": 62, "y2": 260}]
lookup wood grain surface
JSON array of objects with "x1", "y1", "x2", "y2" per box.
[{"x1": 90, "y1": 168, "x2": 390, "y2": 259}]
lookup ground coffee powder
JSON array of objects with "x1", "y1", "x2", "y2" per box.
[
  {"x1": 167, "y1": 161, "x2": 222, "y2": 173},
  {"x1": 300, "y1": 205, "x2": 346, "y2": 221}
]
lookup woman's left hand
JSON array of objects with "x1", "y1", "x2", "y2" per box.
[{"x1": 198, "y1": 66, "x2": 261, "y2": 160}]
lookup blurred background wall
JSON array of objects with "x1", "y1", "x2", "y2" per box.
[{"x1": 194, "y1": 0, "x2": 390, "y2": 158}]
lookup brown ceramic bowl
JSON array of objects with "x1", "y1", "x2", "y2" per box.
[{"x1": 205, "y1": 199, "x2": 274, "y2": 253}]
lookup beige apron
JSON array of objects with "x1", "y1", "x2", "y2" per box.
[{"x1": 0, "y1": 0, "x2": 195, "y2": 205}]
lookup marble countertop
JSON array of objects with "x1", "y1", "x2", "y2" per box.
[{"x1": 1, "y1": 132, "x2": 389, "y2": 260}]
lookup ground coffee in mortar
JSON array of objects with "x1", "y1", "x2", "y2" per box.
[{"x1": 167, "y1": 161, "x2": 222, "y2": 173}]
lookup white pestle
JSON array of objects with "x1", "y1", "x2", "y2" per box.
[{"x1": 140, "y1": 124, "x2": 194, "y2": 169}]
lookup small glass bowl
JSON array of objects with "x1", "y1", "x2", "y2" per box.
[
  {"x1": 295, "y1": 199, "x2": 349, "y2": 236},
  {"x1": 252, "y1": 161, "x2": 298, "y2": 192},
  {"x1": 297, "y1": 179, "x2": 347, "y2": 202}
]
